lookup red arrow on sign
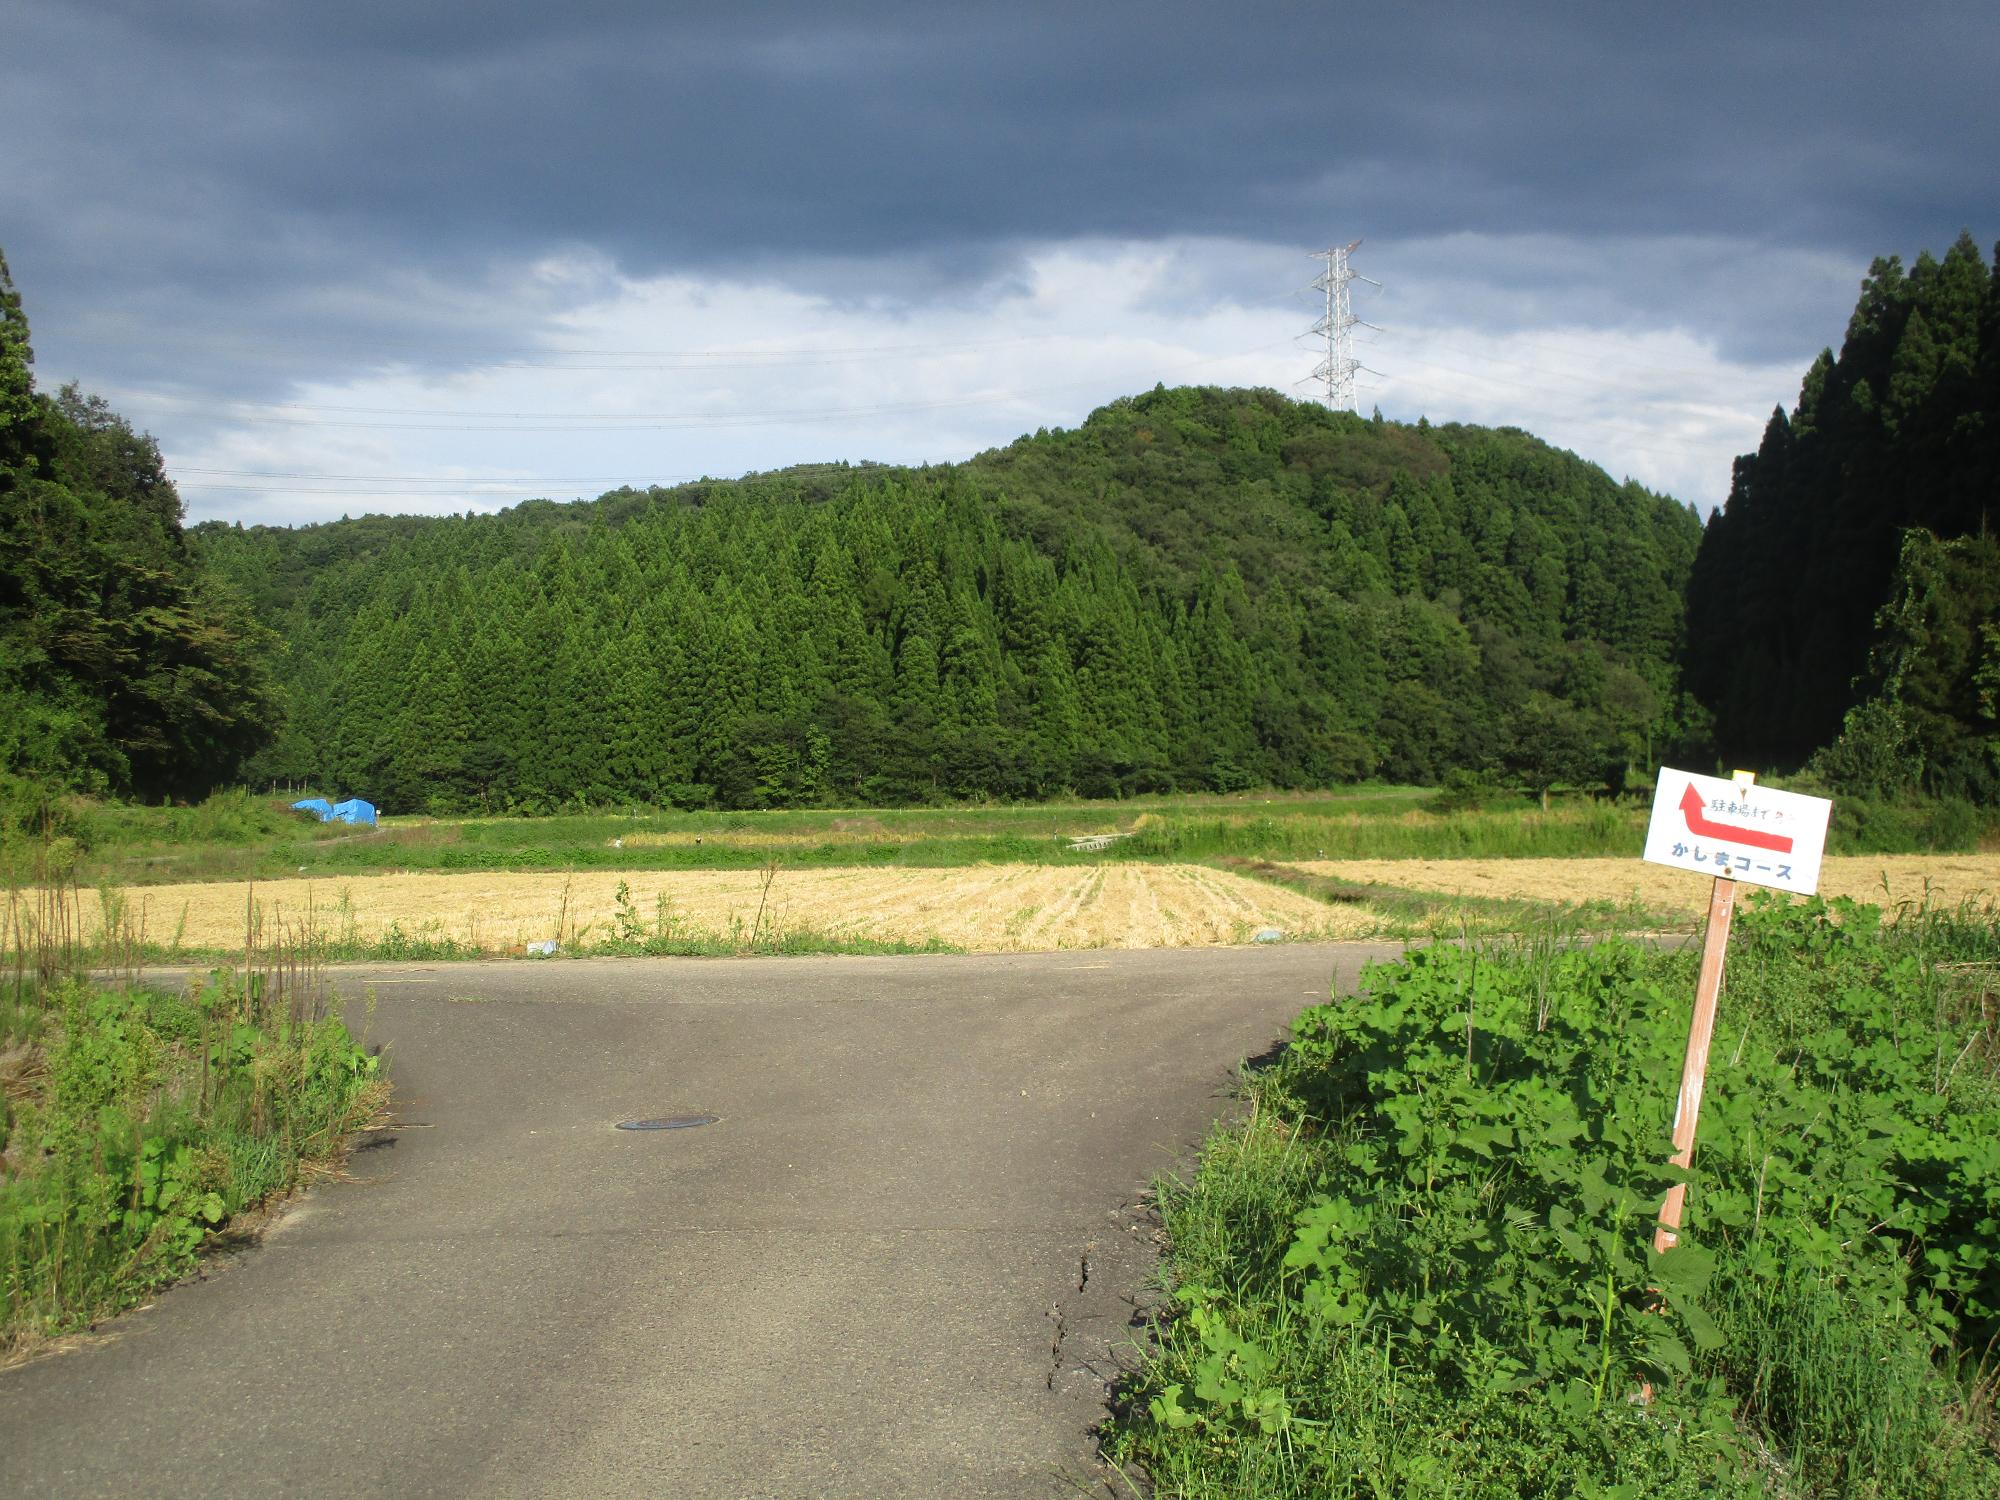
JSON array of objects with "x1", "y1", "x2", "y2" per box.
[{"x1": 1680, "y1": 784, "x2": 1794, "y2": 854}]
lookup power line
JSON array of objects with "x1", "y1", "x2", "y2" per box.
[
  {"x1": 152, "y1": 337, "x2": 1298, "y2": 499},
  {"x1": 171, "y1": 461, "x2": 884, "y2": 494},
  {"x1": 174, "y1": 466, "x2": 673, "y2": 483},
  {"x1": 58, "y1": 328, "x2": 1085, "y2": 363},
  {"x1": 180, "y1": 481, "x2": 666, "y2": 496},
  {"x1": 138, "y1": 390, "x2": 1034, "y2": 432},
  {"x1": 1370, "y1": 348, "x2": 1769, "y2": 451},
  {"x1": 143, "y1": 320, "x2": 1762, "y2": 504},
  {"x1": 121, "y1": 336, "x2": 1302, "y2": 435}
]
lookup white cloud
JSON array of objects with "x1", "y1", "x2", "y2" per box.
[
  {"x1": 98, "y1": 234, "x2": 1835, "y2": 526},
  {"x1": 1370, "y1": 321, "x2": 1804, "y2": 506}
]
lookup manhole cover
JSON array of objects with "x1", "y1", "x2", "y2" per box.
[{"x1": 615, "y1": 1114, "x2": 719, "y2": 1131}]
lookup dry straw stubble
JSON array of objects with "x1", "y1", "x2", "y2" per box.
[{"x1": 67, "y1": 863, "x2": 1374, "y2": 955}]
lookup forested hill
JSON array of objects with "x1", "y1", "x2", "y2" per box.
[{"x1": 194, "y1": 386, "x2": 1704, "y2": 814}]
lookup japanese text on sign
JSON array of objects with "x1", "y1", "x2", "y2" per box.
[{"x1": 1642, "y1": 769, "x2": 1831, "y2": 896}]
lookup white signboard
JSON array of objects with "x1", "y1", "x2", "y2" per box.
[{"x1": 1642, "y1": 768, "x2": 1832, "y2": 896}]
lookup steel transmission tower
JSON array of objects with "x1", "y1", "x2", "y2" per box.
[{"x1": 1307, "y1": 240, "x2": 1379, "y2": 411}]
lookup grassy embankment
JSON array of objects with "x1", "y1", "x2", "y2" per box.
[
  {"x1": 1108, "y1": 896, "x2": 2000, "y2": 1498},
  {"x1": 0, "y1": 884, "x2": 387, "y2": 1362}
]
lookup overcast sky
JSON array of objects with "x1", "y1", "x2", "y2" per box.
[{"x1": 6, "y1": 1, "x2": 1995, "y2": 525}]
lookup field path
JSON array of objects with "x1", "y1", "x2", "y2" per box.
[{"x1": 0, "y1": 944, "x2": 1399, "y2": 1499}]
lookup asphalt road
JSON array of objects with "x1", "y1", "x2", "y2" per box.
[{"x1": 1, "y1": 942, "x2": 1400, "y2": 1499}]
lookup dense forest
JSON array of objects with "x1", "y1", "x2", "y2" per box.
[
  {"x1": 1686, "y1": 231, "x2": 2000, "y2": 801},
  {"x1": 186, "y1": 390, "x2": 1703, "y2": 813},
  {"x1": 5, "y1": 234, "x2": 1994, "y2": 817},
  {"x1": 0, "y1": 252, "x2": 272, "y2": 804}
]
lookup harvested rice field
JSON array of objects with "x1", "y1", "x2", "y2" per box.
[
  {"x1": 81, "y1": 862, "x2": 1378, "y2": 955},
  {"x1": 1291, "y1": 854, "x2": 2000, "y2": 920}
]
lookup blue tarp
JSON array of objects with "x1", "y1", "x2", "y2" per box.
[{"x1": 292, "y1": 797, "x2": 377, "y2": 825}]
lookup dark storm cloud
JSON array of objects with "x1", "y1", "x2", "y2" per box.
[{"x1": 5, "y1": 0, "x2": 1995, "y2": 394}]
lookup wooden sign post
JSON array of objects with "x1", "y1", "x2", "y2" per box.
[
  {"x1": 1653, "y1": 865, "x2": 1736, "y2": 1253},
  {"x1": 1640, "y1": 768, "x2": 1833, "y2": 1253}
]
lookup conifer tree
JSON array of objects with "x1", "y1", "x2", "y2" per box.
[
  {"x1": 1688, "y1": 235, "x2": 2000, "y2": 771},
  {"x1": 190, "y1": 382, "x2": 1709, "y2": 808}
]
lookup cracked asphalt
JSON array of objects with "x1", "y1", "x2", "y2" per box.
[{"x1": 0, "y1": 942, "x2": 1398, "y2": 1499}]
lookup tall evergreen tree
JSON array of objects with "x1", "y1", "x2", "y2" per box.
[{"x1": 1687, "y1": 233, "x2": 2000, "y2": 770}]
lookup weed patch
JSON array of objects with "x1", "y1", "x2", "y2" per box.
[
  {"x1": 1111, "y1": 896, "x2": 2000, "y2": 1496},
  {"x1": 1, "y1": 969, "x2": 385, "y2": 1359},
  {"x1": 2, "y1": 856, "x2": 387, "y2": 1360}
]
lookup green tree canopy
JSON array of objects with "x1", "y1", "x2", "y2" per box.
[
  {"x1": 195, "y1": 386, "x2": 1702, "y2": 813},
  {"x1": 0, "y1": 253, "x2": 275, "y2": 800}
]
